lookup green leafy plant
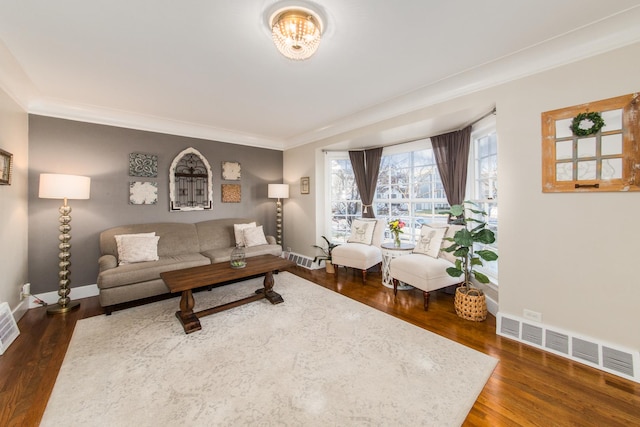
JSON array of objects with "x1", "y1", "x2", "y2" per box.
[
  {"x1": 442, "y1": 201, "x2": 498, "y2": 291},
  {"x1": 312, "y1": 236, "x2": 339, "y2": 263}
]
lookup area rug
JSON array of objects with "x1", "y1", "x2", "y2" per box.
[{"x1": 41, "y1": 272, "x2": 497, "y2": 426}]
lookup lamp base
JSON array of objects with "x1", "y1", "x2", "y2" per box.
[{"x1": 46, "y1": 300, "x2": 80, "y2": 315}]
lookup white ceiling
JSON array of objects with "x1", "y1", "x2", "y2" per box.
[{"x1": 1, "y1": 1, "x2": 639, "y2": 150}]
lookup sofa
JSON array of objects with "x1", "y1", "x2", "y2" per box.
[
  {"x1": 97, "y1": 218, "x2": 281, "y2": 313},
  {"x1": 389, "y1": 223, "x2": 464, "y2": 310}
]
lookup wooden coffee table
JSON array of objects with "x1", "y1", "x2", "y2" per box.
[{"x1": 160, "y1": 254, "x2": 296, "y2": 334}]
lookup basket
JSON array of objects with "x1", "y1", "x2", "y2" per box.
[{"x1": 454, "y1": 287, "x2": 487, "y2": 322}]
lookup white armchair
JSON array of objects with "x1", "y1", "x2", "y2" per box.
[
  {"x1": 331, "y1": 218, "x2": 386, "y2": 283},
  {"x1": 389, "y1": 224, "x2": 464, "y2": 310}
]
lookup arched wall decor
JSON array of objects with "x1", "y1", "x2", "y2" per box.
[{"x1": 169, "y1": 147, "x2": 213, "y2": 211}]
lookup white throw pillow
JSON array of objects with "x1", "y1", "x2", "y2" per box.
[
  {"x1": 413, "y1": 225, "x2": 447, "y2": 259},
  {"x1": 114, "y1": 232, "x2": 155, "y2": 258},
  {"x1": 347, "y1": 219, "x2": 377, "y2": 245},
  {"x1": 440, "y1": 224, "x2": 465, "y2": 264},
  {"x1": 233, "y1": 222, "x2": 256, "y2": 247},
  {"x1": 115, "y1": 234, "x2": 160, "y2": 265},
  {"x1": 244, "y1": 225, "x2": 268, "y2": 247}
]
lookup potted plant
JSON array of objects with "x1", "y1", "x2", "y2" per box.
[
  {"x1": 442, "y1": 201, "x2": 498, "y2": 321},
  {"x1": 313, "y1": 236, "x2": 340, "y2": 274}
]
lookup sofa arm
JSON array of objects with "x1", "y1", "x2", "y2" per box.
[
  {"x1": 98, "y1": 254, "x2": 118, "y2": 272},
  {"x1": 266, "y1": 235, "x2": 277, "y2": 245}
]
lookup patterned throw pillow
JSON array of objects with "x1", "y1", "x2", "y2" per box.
[
  {"x1": 440, "y1": 224, "x2": 465, "y2": 264},
  {"x1": 114, "y1": 234, "x2": 160, "y2": 264},
  {"x1": 346, "y1": 219, "x2": 377, "y2": 245},
  {"x1": 413, "y1": 225, "x2": 447, "y2": 259}
]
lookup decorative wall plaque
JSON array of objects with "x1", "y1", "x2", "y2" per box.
[
  {"x1": 222, "y1": 161, "x2": 241, "y2": 180},
  {"x1": 129, "y1": 153, "x2": 158, "y2": 177},
  {"x1": 0, "y1": 149, "x2": 13, "y2": 185},
  {"x1": 221, "y1": 184, "x2": 241, "y2": 203},
  {"x1": 129, "y1": 181, "x2": 158, "y2": 205}
]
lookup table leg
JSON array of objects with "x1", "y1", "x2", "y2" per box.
[
  {"x1": 259, "y1": 271, "x2": 284, "y2": 304},
  {"x1": 176, "y1": 289, "x2": 201, "y2": 334}
]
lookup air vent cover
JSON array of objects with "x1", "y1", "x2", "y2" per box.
[
  {"x1": 572, "y1": 337, "x2": 599, "y2": 364},
  {"x1": 500, "y1": 317, "x2": 520, "y2": 338},
  {"x1": 603, "y1": 346, "x2": 634, "y2": 377},
  {"x1": 545, "y1": 330, "x2": 569, "y2": 354},
  {"x1": 0, "y1": 302, "x2": 20, "y2": 355},
  {"x1": 522, "y1": 323, "x2": 543, "y2": 346}
]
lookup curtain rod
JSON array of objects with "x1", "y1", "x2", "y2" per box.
[{"x1": 322, "y1": 107, "x2": 496, "y2": 153}]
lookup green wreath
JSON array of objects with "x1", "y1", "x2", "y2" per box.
[{"x1": 571, "y1": 112, "x2": 605, "y2": 137}]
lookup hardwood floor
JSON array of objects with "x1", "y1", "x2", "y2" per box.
[{"x1": 2, "y1": 266, "x2": 639, "y2": 426}]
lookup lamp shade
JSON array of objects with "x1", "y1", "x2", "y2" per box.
[
  {"x1": 39, "y1": 174, "x2": 91, "y2": 200},
  {"x1": 268, "y1": 183, "x2": 289, "y2": 199}
]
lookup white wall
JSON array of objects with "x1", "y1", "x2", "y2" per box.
[
  {"x1": 0, "y1": 86, "x2": 29, "y2": 319},
  {"x1": 284, "y1": 42, "x2": 640, "y2": 352}
]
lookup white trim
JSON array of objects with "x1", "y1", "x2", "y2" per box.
[{"x1": 28, "y1": 284, "x2": 99, "y2": 309}]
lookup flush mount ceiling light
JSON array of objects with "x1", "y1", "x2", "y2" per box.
[{"x1": 269, "y1": 6, "x2": 324, "y2": 60}]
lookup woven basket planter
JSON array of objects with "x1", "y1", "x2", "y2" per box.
[{"x1": 454, "y1": 287, "x2": 487, "y2": 322}]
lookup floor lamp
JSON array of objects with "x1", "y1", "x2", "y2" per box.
[
  {"x1": 39, "y1": 173, "x2": 91, "y2": 314},
  {"x1": 268, "y1": 183, "x2": 289, "y2": 246}
]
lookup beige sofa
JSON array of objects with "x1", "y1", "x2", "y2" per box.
[{"x1": 97, "y1": 218, "x2": 281, "y2": 313}]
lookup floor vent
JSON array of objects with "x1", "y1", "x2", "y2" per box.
[
  {"x1": 572, "y1": 337, "x2": 599, "y2": 364},
  {"x1": 497, "y1": 312, "x2": 639, "y2": 383},
  {"x1": 545, "y1": 330, "x2": 569, "y2": 355},
  {"x1": 603, "y1": 346, "x2": 634, "y2": 377},
  {"x1": 522, "y1": 323, "x2": 543, "y2": 346},
  {"x1": 0, "y1": 302, "x2": 20, "y2": 355},
  {"x1": 286, "y1": 252, "x2": 318, "y2": 269},
  {"x1": 500, "y1": 316, "x2": 520, "y2": 338}
]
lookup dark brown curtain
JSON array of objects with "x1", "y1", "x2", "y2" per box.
[
  {"x1": 431, "y1": 126, "x2": 472, "y2": 207},
  {"x1": 349, "y1": 147, "x2": 383, "y2": 218}
]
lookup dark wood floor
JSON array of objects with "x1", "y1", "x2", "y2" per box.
[{"x1": 2, "y1": 267, "x2": 639, "y2": 426}]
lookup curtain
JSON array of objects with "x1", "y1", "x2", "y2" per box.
[
  {"x1": 431, "y1": 126, "x2": 472, "y2": 207},
  {"x1": 349, "y1": 147, "x2": 383, "y2": 218}
]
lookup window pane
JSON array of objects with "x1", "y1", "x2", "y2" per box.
[
  {"x1": 577, "y1": 160, "x2": 597, "y2": 180},
  {"x1": 602, "y1": 134, "x2": 622, "y2": 156},
  {"x1": 556, "y1": 140, "x2": 573, "y2": 160},
  {"x1": 556, "y1": 163, "x2": 573, "y2": 181},
  {"x1": 602, "y1": 158, "x2": 622, "y2": 179},
  {"x1": 577, "y1": 138, "x2": 596, "y2": 158},
  {"x1": 555, "y1": 118, "x2": 573, "y2": 138},
  {"x1": 601, "y1": 109, "x2": 623, "y2": 131}
]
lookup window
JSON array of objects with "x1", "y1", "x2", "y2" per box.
[
  {"x1": 326, "y1": 141, "x2": 449, "y2": 244},
  {"x1": 468, "y1": 123, "x2": 498, "y2": 281},
  {"x1": 326, "y1": 121, "x2": 499, "y2": 282}
]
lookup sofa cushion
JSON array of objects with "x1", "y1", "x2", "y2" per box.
[
  {"x1": 332, "y1": 242, "x2": 382, "y2": 270},
  {"x1": 97, "y1": 253, "x2": 211, "y2": 290},
  {"x1": 347, "y1": 219, "x2": 377, "y2": 245},
  {"x1": 115, "y1": 234, "x2": 160, "y2": 265},
  {"x1": 413, "y1": 225, "x2": 447, "y2": 258}
]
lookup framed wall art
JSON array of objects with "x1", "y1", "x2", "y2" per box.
[
  {"x1": 129, "y1": 152, "x2": 158, "y2": 177},
  {"x1": 300, "y1": 176, "x2": 310, "y2": 194},
  {"x1": 221, "y1": 184, "x2": 241, "y2": 202},
  {"x1": 129, "y1": 181, "x2": 158, "y2": 205},
  {"x1": 222, "y1": 161, "x2": 241, "y2": 180},
  {"x1": 541, "y1": 92, "x2": 640, "y2": 193},
  {"x1": 0, "y1": 149, "x2": 13, "y2": 185}
]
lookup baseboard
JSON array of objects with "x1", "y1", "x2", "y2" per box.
[
  {"x1": 29, "y1": 284, "x2": 100, "y2": 309},
  {"x1": 497, "y1": 312, "x2": 639, "y2": 383}
]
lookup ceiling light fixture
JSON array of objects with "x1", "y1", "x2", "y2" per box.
[{"x1": 269, "y1": 6, "x2": 324, "y2": 60}]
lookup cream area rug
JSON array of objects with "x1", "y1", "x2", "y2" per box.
[{"x1": 41, "y1": 272, "x2": 497, "y2": 426}]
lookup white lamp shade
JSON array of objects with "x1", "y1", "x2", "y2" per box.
[
  {"x1": 39, "y1": 173, "x2": 91, "y2": 200},
  {"x1": 268, "y1": 183, "x2": 289, "y2": 199}
]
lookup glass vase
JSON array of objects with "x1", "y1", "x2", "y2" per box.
[
  {"x1": 393, "y1": 232, "x2": 401, "y2": 248},
  {"x1": 230, "y1": 245, "x2": 246, "y2": 269}
]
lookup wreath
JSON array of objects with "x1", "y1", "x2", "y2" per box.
[{"x1": 571, "y1": 112, "x2": 605, "y2": 137}]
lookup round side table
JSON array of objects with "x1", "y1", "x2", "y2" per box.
[{"x1": 381, "y1": 242, "x2": 415, "y2": 290}]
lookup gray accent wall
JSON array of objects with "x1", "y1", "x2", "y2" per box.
[{"x1": 28, "y1": 115, "x2": 283, "y2": 294}]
